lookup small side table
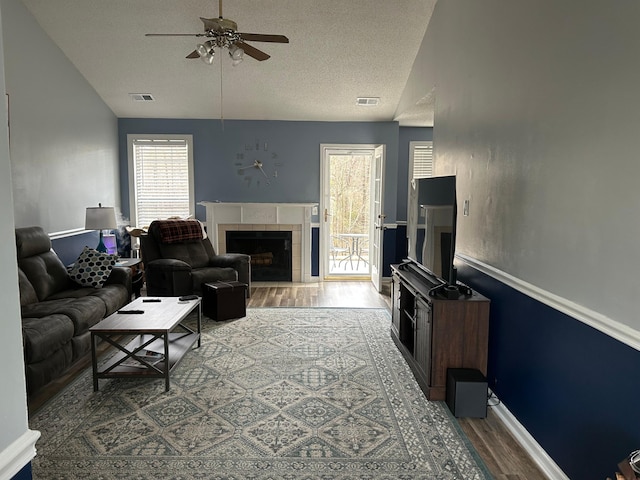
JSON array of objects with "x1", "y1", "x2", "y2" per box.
[{"x1": 116, "y1": 257, "x2": 144, "y2": 298}]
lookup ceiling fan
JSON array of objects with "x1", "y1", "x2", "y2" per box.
[{"x1": 145, "y1": 0, "x2": 289, "y2": 64}]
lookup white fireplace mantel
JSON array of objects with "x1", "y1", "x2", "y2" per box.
[{"x1": 198, "y1": 202, "x2": 317, "y2": 282}]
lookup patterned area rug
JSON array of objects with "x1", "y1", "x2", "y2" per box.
[{"x1": 30, "y1": 308, "x2": 493, "y2": 479}]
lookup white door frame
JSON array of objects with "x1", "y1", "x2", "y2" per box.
[
  {"x1": 319, "y1": 143, "x2": 385, "y2": 281},
  {"x1": 370, "y1": 145, "x2": 386, "y2": 292}
]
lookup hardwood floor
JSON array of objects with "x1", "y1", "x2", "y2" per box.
[
  {"x1": 248, "y1": 280, "x2": 391, "y2": 308},
  {"x1": 458, "y1": 411, "x2": 549, "y2": 480},
  {"x1": 29, "y1": 281, "x2": 548, "y2": 480}
]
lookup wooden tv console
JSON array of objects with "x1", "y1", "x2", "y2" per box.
[{"x1": 390, "y1": 262, "x2": 490, "y2": 401}]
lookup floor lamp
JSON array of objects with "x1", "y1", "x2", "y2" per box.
[{"x1": 85, "y1": 204, "x2": 117, "y2": 253}]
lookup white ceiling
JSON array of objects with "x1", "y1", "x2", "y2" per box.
[{"x1": 21, "y1": 0, "x2": 435, "y2": 124}]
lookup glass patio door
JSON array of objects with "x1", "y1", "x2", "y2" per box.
[{"x1": 320, "y1": 145, "x2": 379, "y2": 279}]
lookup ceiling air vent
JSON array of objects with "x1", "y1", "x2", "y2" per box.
[
  {"x1": 129, "y1": 93, "x2": 155, "y2": 102},
  {"x1": 356, "y1": 97, "x2": 380, "y2": 106}
]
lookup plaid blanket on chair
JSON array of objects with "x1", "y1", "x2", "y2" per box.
[{"x1": 156, "y1": 219, "x2": 204, "y2": 244}]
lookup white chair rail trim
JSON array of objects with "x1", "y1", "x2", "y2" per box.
[{"x1": 456, "y1": 253, "x2": 640, "y2": 352}]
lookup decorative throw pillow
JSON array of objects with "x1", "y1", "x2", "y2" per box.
[{"x1": 69, "y1": 246, "x2": 117, "y2": 288}]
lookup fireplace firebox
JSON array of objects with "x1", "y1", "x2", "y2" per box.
[{"x1": 226, "y1": 231, "x2": 292, "y2": 282}]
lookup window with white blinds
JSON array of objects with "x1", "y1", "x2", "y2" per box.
[
  {"x1": 127, "y1": 135, "x2": 194, "y2": 228},
  {"x1": 407, "y1": 141, "x2": 434, "y2": 218},
  {"x1": 410, "y1": 141, "x2": 434, "y2": 179}
]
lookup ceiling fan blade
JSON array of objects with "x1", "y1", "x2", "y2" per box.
[
  {"x1": 186, "y1": 50, "x2": 200, "y2": 59},
  {"x1": 146, "y1": 33, "x2": 206, "y2": 37},
  {"x1": 236, "y1": 41, "x2": 270, "y2": 61},
  {"x1": 238, "y1": 33, "x2": 289, "y2": 43}
]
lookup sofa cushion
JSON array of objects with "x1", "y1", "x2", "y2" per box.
[
  {"x1": 21, "y1": 296, "x2": 106, "y2": 336},
  {"x1": 22, "y1": 315, "x2": 74, "y2": 364},
  {"x1": 71, "y1": 331, "x2": 93, "y2": 361},
  {"x1": 24, "y1": 342, "x2": 73, "y2": 395},
  {"x1": 158, "y1": 242, "x2": 211, "y2": 269},
  {"x1": 86, "y1": 284, "x2": 130, "y2": 316},
  {"x1": 16, "y1": 226, "x2": 53, "y2": 258},
  {"x1": 46, "y1": 283, "x2": 129, "y2": 317},
  {"x1": 18, "y1": 268, "x2": 39, "y2": 306},
  {"x1": 16, "y1": 226, "x2": 74, "y2": 300},
  {"x1": 19, "y1": 250, "x2": 72, "y2": 301},
  {"x1": 69, "y1": 247, "x2": 117, "y2": 288}
]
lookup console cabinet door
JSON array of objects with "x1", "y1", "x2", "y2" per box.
[
  {"x1": 414, "y1": 297, "x2": 432, "y2": 384},
  {"x1": 391, "y1": 274, "x2": 401, "y2": 337}
]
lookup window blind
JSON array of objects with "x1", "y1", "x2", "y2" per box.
[
  {"x1": 412, "y1": 142, "x2": 433, "y2": 179},
  {"x1": 131, "y1": 138, "x2": 191, "y2": 227}
]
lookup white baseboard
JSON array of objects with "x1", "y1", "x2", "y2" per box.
[
  {"x1": 490, "y1": 398, "x2": 569, "y2": 480},
  {"x1": 0, "y1": 429, "x2": 41, "y2": 479}
]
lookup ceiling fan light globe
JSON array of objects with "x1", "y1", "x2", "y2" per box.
[
  {"x1": 229, "y1": 45, "x2": 244, "y2": 65},
  {"x1": 196, "y1": 43, "x2": 209, "y2": 57},
  {"x1": 201, "y1": 53, "x2": 215, "y2": 64}
]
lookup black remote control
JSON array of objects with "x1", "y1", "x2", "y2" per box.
[
  {"x1": 178, "y1": 295, "x2": 199, "y2": 301},
  {"x1": 117, "y1": 309, "x2": 145, "y2": 314},
  {"x1": 142, "y1": 298, "x2": 161, "y2": 302}
]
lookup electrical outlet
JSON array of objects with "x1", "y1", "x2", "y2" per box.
[{"x1": 312, "y1": 206, "x2": 318, "y2": 216}]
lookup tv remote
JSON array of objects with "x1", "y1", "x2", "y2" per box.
[
  {"x1": 117, "y1": 309, "x2": 145, "y2": 314},
  {"x1": 178, "y1": 295, "x2": 199, "y2": 301}
]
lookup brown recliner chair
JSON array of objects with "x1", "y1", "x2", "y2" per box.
[{"x1": 141, "y1": 219, "x2": 251, "y2": 297}]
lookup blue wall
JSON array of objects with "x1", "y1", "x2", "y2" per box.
[
  {"x1": 11, "y1": 463, "x2": 31, "y2": 480},
  {"x1": 456, "y1": 260, "x2": 640, "y2": 480},
  {"x1": 118, "y1": 119, "x2": 406, "y2": 224},
  {"x1": 49, "y1": 121, "x2": 430, "y2": 274},
  {"x1": 114, "y1": 119, "x2": 430, "y2": 277}
]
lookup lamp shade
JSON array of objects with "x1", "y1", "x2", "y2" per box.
[{"x1": 85, "y1": 205, "x2": 117, "y2": 230}]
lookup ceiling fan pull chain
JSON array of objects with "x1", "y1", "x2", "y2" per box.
[{"x1": 220, "y1": 54, "x2": 224, "y2": 127}]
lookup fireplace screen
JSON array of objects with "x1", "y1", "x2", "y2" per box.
[{"x1": 226, "y1": 230, "x2": 292, "y2": 282}]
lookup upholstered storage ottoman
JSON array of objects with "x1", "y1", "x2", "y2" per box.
[{"x1": 202, "y1": 281, "x2": 247, "y2": 321}]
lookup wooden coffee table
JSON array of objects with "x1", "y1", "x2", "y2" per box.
[{"x1": 90, "y1": 296, "x2": 201, "y2": 392}]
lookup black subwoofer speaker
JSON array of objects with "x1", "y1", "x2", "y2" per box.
[{"x1": 446, "y1": 368, "x2": 488, "y2": 418}]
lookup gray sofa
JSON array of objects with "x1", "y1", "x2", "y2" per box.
[{"x1": 16, "y1": 226, "x2": 132, "y2": 395}]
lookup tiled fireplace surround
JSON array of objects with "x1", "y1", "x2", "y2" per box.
[{"x1": 199, "y1": 202, "x2": 316, "y2": 283}]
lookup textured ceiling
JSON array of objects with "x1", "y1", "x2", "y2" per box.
[{"x1": 21, "y1": 0, "x2": 435, "y2": 124}]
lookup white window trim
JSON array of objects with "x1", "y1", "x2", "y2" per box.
[{"x1": 127, "y1": 134, "x2": 195, "y2": 227}]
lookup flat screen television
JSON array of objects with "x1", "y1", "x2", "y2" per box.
[{"x1": 406, "y1": 175, "x2": 457, "y2": 285}]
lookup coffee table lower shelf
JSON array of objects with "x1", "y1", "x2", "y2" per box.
[{"x1": 94, "y1": 333, "x2": 199, "y2": 391}]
